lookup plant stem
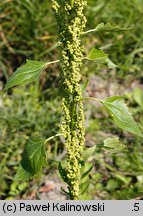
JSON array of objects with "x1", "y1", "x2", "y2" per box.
[
  {"x1": 44, "y1": 133, "x2": 63, "y2": 145},
  {"x1": 45, "y1": 59, "x2": 60, "y2": 67},
  {"x1": 83, "y1": 28, "x2": 98, "y2": 35},
  {"x1": 82, "y1": 97, "x2": 101, "y2": 103}
]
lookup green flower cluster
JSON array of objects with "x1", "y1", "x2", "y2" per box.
[{"x1": 51, "y1": 0, "x2": 87, "y2": 199}]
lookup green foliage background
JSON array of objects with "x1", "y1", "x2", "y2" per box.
[{"x1": 0, "y1": 0, "x2": 143, "y2": 199}]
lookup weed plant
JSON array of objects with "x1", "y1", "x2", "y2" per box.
[{"x1": 1, "y1": 0, "x2": 143, "y2": 200}]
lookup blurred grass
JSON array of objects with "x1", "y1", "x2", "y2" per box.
[
  {"x1": 0, "y1": 0, "x2": 57, "y2": 83},
  {"x1": 0, "y1": 0, "x2": 143, "y2": 199}
]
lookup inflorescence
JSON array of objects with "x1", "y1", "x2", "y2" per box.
[{"x1": 51, "y1": 0, "x2": 87, "y2": 199}]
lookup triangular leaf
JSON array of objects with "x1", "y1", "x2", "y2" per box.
[
  {"x1": 14, "y1": 137, "x2": 47, "y2": 181},
  {"x1": 84, "y1": 22, "x2": 133, "y2": 34},
  {"x1": 101, "y1": 96, "x2": 143, "y2": 137},
  {"x1": 85, "y1": 48, "x2": 117, "y2": 68},
  {"x1": 103, "y1": 137, "x2": 127, "y2": 154},
  {"x1": 82, "y1": 145, "x2": 96, "y2": 160},
  {"x1": 86, "y1": 48, "x2": 108, "y2": 62},
  {"x1": 26, "y1": 137, "x2": 47, "y2": 173},
  {"x1": 4, "y1": 60, "x2": 47, "y2": 90}
]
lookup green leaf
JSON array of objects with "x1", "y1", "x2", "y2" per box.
[
  {"x1": 101, "y1": 96, "x2": 143, "y2": 137},
  {"x1": 81, "y1": 80, "x2": 89, "y2": 92},
  {"x1": 115, "y1": 173, "x2": 132, "y2": 185},
  {"x1": 106, "y1": 179, "x2": 119, "y2": 191},
  {"x1": 86, "y1": 48, "x2": 117, "y2": 69},
  {"x1": 14, "y1": 165, "x2": 34, "y2": 181},
  {"x1": 133, "y1": 88, "x2": 143, "y2": 107},
  {"x1": 58, "y1": 162, "x2": 69, "y2": 184},
  {"x1": 87, "y1": 48, "x2": 108, "y2": 62},
  {"x1": 85, "y1": 22, "x2": 133, "y2": 34},
  {"x1": 61, "y1": 187, "x2": 69, "y2": 196},
  {"x1": 79, "y1": 179, "x2": 91, "y2": 196},
  {"x1": 103, "y1": 137, "x2": 127, "y2": 154},
  {"x1": 25, "y1": 137, "x2": 46, "y2": 173},
  {"x1": 106, "y1": 58, "x2": 117, "y2": 69},
  {"x1": 82, "y1": 145, "x2": 96, "y2": 160},
  {"x1": 94, "y1": 22, "x2": 133, "y2": 32},
  {"x1": 4, "y1": 60, "x2": 47, "y2": 90},
  {"x1": 14, "y1": 137, "x2": 47, "y2": 181},
  {"x1": 81, "y1": 164, "x2": 93, "y2": 179}
]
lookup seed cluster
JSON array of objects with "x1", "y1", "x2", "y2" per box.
[{"x1": 51, "y1": 0, "x2": 87, "y2": 199}]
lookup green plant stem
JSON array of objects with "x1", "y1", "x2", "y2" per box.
[
  {"x1": 82, "y1": 97, "x2": 101, "y2": 103},
  {"x1": 44, "y1": 133, "x2": 63, "y2": 145},
  {"x1": 45, "y1": 59, "x2": 60, "y2": 68},
  {"x1": 83, "y1": 29, "x2": 98, "y2": 35}
]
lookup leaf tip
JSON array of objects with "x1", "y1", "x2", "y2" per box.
[{"x1": 3, "y1": 84, "x2": 9, "y2": 91}]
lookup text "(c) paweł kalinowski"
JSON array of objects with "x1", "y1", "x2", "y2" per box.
[{"x1": 19, "y1": 202, "x2": 105, "y2": 212}]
